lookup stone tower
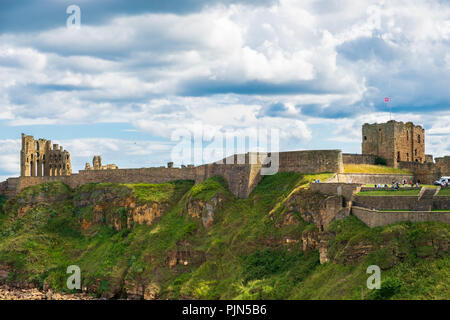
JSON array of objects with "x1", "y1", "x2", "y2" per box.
[
  {"x1": 93, "y1": 155, "x2": 102, "y2": 170},
  {"x1": 20, "y1": 133, "x2": 72, "y2": 177},
  {"x1": 85, "y1": 155, "x2": 118, "y2": 170},
  {"x1": 362, "y1": 120, "x2": 425, "y2": 167}
]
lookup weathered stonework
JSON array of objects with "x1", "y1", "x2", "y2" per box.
[
  {"x1": 352, "y1": 206, "x2": 450, "y2": 227},
  {"x1": 85, "y1": 155, "x2": 118, "y2": 171},
  {"x1": 20, "y1": 134, "x2": 72, "y2": 177},
  {"x1": 362, "y1": 120, "x2": 425, "y2": 167}
]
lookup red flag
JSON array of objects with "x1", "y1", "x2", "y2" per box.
[{"x1": 384, "y1": 97, "x2": 389, "y2": 102}]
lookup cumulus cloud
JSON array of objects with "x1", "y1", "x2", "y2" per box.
[{"x1": 0, "y1": 0, "x2": 448, "y2": 169}]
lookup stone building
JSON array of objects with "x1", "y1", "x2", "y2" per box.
[
  {"x1": 362, "y1": 120, "x2": 426, "y2": 167},
  {"x1": 85, "y1": 155, "x2": 118, "y2": 171},
  {"x1": 20, "y1": 133, "x2": 72, "y2": 177}
]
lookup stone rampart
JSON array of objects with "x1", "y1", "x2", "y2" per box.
[
  {"x1": 327, "y1": 173, "x2": 414, "y2": 185},
  {"x1": 342, "y1": 153, "x2": 377, "y2": 165},
  {"x1": 435, "y1": 156, "x2": 450, "y2": 176},
  {"x1": 2, "y1": 150, "x2": 345, "y2": 199},
  {"x1": 278, "y1": 150, "x2": 343, "y2": 174},
  {"x1": 352, "y1": 206, "x2": 450, "y2": 228},
  {"x1": 353, "y1": 195, "x2": 450, "y2": 211},
  {"x1": 397, "y1": 161, "x2": 441, "y2": 184},
  {"x1": 309, "y1": 183, "x2": 362, "y2": 202}
]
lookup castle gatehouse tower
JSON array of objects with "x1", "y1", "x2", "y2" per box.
[{"x1": 362, "y1": 120, "x2": 425, "y2": 167}]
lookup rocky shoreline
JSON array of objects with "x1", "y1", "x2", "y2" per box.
[{"x1": 0, "y1": 285, "x2": 94, "y2": 300}]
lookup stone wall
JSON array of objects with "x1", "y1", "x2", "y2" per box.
[
  {"x1": 352, "y1": 206, "x2": 450, "y2": 228},
  {"x1": 436, "y1": 156, "x2": 450, "y2": 176},
  {"x1": 342, "y1": 153, "x2": 377, "y2": 165},
  {"x1": 309, "y1": 183, "x2": 362, "y2": 202},
  {"x1": 3, "y1": 149, "x2": 345, "y2": 199},
  {"x1": 327, "y1": 173, "x2": 414, "y2": 185},
  {"x1": 277, "y1": 150, "x2": 344, "y2": 174},
  {"x1": 4, "y1": 164, "x2": 263, "y2": 200},
  {"x1": 397, "y1": 161, "x2": 441, "y2": 184},
  {"x1": 7, "y1": 167, "x2": 199, "y2": 198},
  {"x1": 432, "y1": 196, "x2": 450, "y2": 210},
  {"x1": 353, "y1": 195, "x2": 450, "y2": 211},
  {"x1": 0, "y1": 181, "x2": 6, "y2": 194}
]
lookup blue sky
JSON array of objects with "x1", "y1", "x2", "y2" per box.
[{"x1": 1, "y1": 0, "x2": 450, "y2": 180}]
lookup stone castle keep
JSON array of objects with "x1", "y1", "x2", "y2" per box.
[
  {"x1": 0, "y1": 121, "x2": 449, "y2": 200},
  {"x1": 362, "y1": 120, "x2": 426, "y2": 166}
]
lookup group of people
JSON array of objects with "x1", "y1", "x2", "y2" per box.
[{"x1": 373, "y1": 179, "x2": 421, "y2": 189}]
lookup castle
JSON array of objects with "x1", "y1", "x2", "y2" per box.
[
  {"x1": 0, "y1": 121, "x2": 449, "y2": 200},
  {"x1": 362, "y1": 121, "x2": 427, "y2": 166}
]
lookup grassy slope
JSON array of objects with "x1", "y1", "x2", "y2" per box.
[
  {"x1": 0, "y1": 175, "x2": 448, "y2": 300},
  {"x1": 438, "y1": 188, "x2": 450, "y2": 196},
  {"x1": 344, "y1": 164, "x2": 412, "y2": 175},
  {"x1": 357, "y1": 189, "x2": 420, "y2": 196}
]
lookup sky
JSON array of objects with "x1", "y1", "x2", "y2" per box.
[{"x1": 0, "y1": 0, "x2": 450, "y2": 181}]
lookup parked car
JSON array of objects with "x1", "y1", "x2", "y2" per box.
[{"x1": 434, "y1": 176, "x2": 450, "y2": 186}]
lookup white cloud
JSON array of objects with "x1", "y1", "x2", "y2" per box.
[{"x1": 0, "y1": 0, "x2": 448, "y2": 162}]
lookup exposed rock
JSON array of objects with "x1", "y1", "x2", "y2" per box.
[
  {"x1": 0, "y1": 285, "x2": 93, "y2": 300},
  {"x1": 166, "y1": 246, "x2": 206, "y2": 269},
  {"x1": 124, "y1": 280, "x2": 144, "y2": 300},
  {"x1": 186, "y1": 195, "x2": 223, "y2": 228},
  {"x1": 272, "y1": 189, "x2": 349, "y2": 231},
  {"x1": 0, "y1": 265, "x2": 9, "y2": 284},
  {"x1": 144, "y1": 283, "x2": 160, "y2": 300}
]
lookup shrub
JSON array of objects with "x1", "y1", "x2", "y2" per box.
[
  {"x1": 0, "y1": 194, "x2": 5, "y2": 214},
  {"x1": 241, "y1": 249, "x2": 299, "y2": 282},
  {"x1": 375, "y1": 156, "x2": 387, "y2": 166},
  {"x1": 371, "y1": 277, "x2": 402, "y2": 299}
]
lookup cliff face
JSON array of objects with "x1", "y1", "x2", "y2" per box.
[{"x1": 0, "y1": 173, "x2": 448, "y2": 300}]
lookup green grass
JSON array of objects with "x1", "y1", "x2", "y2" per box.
[
  {"x1": 0, "y1": 194, "x2": 5, "y2": 214},
  {"x1": 0, "y1": 174, "x2": 448, "y2": 300},
  {"x1": 357, "y1": 189, "x2": 420, "y2": 196},
  {"x1": 344, "y1": 164, "x2": 412, "y2": 174},
  {"x1": 437, "y1": 188, "x2": 450, "y2": 196},
  {"x1": 127, "y1": 180, "x2": 194, "y2": 204},
  {"x1": 377, "y1": 209, "x2": 450, "y2": 212}
]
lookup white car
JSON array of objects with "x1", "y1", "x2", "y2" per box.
[{"x1": 434, "y1": 176, "x2": 450, "y2": 186}]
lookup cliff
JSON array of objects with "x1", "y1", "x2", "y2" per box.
[{"x1": 0, "y1": 174, "x2": 448, "y2": 300}]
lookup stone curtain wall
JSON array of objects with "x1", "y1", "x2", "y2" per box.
[
  {"x1": 198, "y1": 163, "x2": 263, "y2": 199},
  {"x1": 353, "y1": 195, "x2": 450, "y2": 211},
  {"x1": 342, "y1": 153, "x2": 377, "y2": 165},
  {"x1": 329, "y1": 173, "x2": 414, "y2": 184},
  {"x1": 309, "y1": 183, "x2": 362, "y2": 202},
  {"x1": 398, "y1": 161, "x2": 441, "y2": 184},
  {"x1": 278, "y1": 150, "x2": 344, "y2": 174},
  {"x1": 436, "y1": 156, "x2": 450, "y2": 176},
  {"x1": 352, "y1": 206, "x2": 450, "y2": 228},
  {"x1": 4, "y1": 150, "x2": 345, "y2": 199},
  {"x1": 0, "y1": 181, "x2": 7, "y2": 193}
]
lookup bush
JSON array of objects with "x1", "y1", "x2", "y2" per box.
[
  {"x1": 375, "y1": 156, "x2": 387, "y2": 166},
  {"x1": 241, "y1": 249, "x2": 299, "y2": 282},
  {"x1": 371, "y1": 277, "x2": 402, "y2": 300},
  {"x1": 0, "y1": 194, "x2": 5, "y2": 214}
]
